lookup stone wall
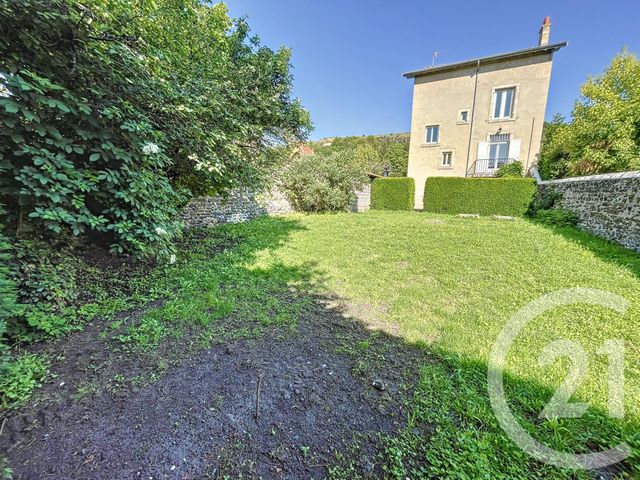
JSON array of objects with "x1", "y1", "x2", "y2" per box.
[
  {"x1": 181, "y1": 184, "x2": 372, "y2": 228},
  {"x1": 538, "y1": 171, "x2": 640, "y2": 252},
  {"x1": 351, "y1": 184, "x2": 371, "y2": 213},
  {"x1": 181, "y1": 187, "x2": 294, "y2": 228}
]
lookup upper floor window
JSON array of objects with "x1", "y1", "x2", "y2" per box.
[
  {"x1": 492, "y1": 87, "x2": 516, "y2": 119},
  {"x1": 425, "y1": 125, "x2": 440, "y2": 144},
  {"x1": 458, "y1": 110, "x2": 469, "y2": 123},
  {"x1": 441, "y1": 151, "x2": 453, "y2": 167}
]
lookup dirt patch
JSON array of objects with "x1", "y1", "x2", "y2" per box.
[{"x1": 0, "y1": 297, "x2": 428, "y2": 479}]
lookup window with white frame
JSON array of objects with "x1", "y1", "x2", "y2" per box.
[
  {"x1": 488, "y1": 133, "x2": 511, "y2": 168},
  {"x1": 425, "y1": 125, "x2": 440, "y2": 144},
  {"x1": 441, "y1": 151, "x2": 453, "y2": 167},
  {"x1": 492, "y1": 87, "x2": 516, "y2": 119},
  {"x1": 458, "y1": 110, "x2": 469, "y2": 123}
]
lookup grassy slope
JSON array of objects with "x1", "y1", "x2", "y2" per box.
[{"x1": 248, "y1": 211, "x2": 639, "y2": 477}]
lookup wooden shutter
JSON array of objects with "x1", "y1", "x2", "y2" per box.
[{"x1": 508, "y1": 139, "x2": 521, "y2": 160}]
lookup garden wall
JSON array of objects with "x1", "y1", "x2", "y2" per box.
[
  {"x1": 181, "y1": 188, "x2": 294, "y2": 228},
  {"x1": 182, "y1": 184, "x2": 371, "y2": 228},
  {"x1": 538, "y1": 171, "x2": 640, "y2": 252},
  {"x1": 351, "y1": 183, "x2": 371, "y2": 212}
]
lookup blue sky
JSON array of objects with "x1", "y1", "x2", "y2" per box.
[{"x1": 226, "y1": 1, "x2": 639, "y2": 140}]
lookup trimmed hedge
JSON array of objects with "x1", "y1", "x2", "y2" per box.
[
  {"x1": 424, "y1": 177, "x2": 536, "y2": 217},
  {"x1": 371, "y1": 178, "x2": 415, "y2": 211}
]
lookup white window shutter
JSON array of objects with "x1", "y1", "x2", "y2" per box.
[
  {"x1": 477, "y1": 141, "x2": 488, "y2": 160},
  {"x1": 508, "y1": 139, "x2": 521, "y2": 160}
]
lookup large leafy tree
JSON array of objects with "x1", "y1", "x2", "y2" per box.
[
  {"x1": 85, "y1": 0, "x2": 311, "y2": 196},
  {"x1": 0, "y1": 0, "x2": 310, "y2": 256},
  {"x1": 539, "y1": 51, "x2": 640, "y2": 178}
]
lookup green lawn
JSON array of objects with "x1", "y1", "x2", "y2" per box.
[
  {"x1": 7, "y1": 210, "x2": 638, "y2": 478},
  {"x1": 242, "y1": 211, "x2": 640, "y2": 478}
]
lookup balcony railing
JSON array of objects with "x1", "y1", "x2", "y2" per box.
[{"x1": 468, "y1": 158, "x2": 518, "y2": 177}]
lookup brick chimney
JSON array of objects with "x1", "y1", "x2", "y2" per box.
[{"x1": 538, "y1": 16, "x2": 551, "y2": 46}]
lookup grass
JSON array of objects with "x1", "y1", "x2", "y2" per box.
[
  {"x1": 246, "y1": 211, "x2": 640, "y2": 477},
  {"x1": 4, "y1": 210, "x2": 639, "y2": 477}
]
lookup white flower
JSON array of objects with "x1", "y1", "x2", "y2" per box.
[
  {"x1": 142, "y1": 142, "x2": 160, "y2": 155},
  {"x1": 169, "y1": 254, "x2": 176, "y2": 264},
  {"x1": 155, "y1": 226, "x2": 167, "y2": 235},
  {"x1": 0, "y1": 73, "x2": 10, "y2": 98}
]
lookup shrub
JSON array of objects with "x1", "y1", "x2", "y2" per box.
[
  {"x1": 0, "y1": 208, "x2": 20, "y2": 362},
  {"x1": 0, "y1": 1, "x2": 310, "y2": 258},
  {"x1": 495, "y1": 161, "x2": 524, "y2": 178},
  {"x1": 370, "y1": 178, "x2": 415, "y2": 211},
  {"x1": 533, "y1": 208, "x2": 578, "y2": 227},
  {"x1": 281, "y1": 152, "x2": 367, "y2": 212},
  {"x1": 424, "y1": 177, "x2": 536, "y2": 217},
  {"x1": 526, "y1": 188, "x2": 562, "y2": 216},
  {"x1": 526, "y1": 187, "x2": 578, "y2": 227},
  {"x1": 0, "y1": 353, "x2": 48, "y2": 409}
]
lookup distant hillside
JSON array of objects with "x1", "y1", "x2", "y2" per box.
[{"x1": 308, "y1": 133, "x2": 410, "y2": 177}]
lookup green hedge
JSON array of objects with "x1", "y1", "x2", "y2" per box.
[
  {"x1": 371, "y1": 178, "x2": 415, "y2": 211},
  {"x1": 424, "y1": 177, "x2": 537, "y2": 217}
]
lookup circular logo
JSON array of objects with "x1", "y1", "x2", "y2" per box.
[{"x1": 488, "y1": 288, "x2": 631, "y2": 470}]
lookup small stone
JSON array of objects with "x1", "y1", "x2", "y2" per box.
[{"x1": 372, "y1": 379, "x2": 386, "y2": 391}]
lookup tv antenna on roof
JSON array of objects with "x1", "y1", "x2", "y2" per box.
[{"x1": 431, "y1": 50, "x2": 446, "y2": 67}]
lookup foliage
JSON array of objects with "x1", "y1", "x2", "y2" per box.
[
  {"x1": 281, "y1": 152, "x2": 367, "y2": 212},
  {"x1": 533, "y1": 208, "x2": 578, "y2": 227},
  {"x1": 0, "y1": 457, "x2": 11, "y2": 480},
  {"x1": 495, "y1": 160, "x2": 523, "y2": 177},
  {"x1": 539, "y1": 52, "x2": 640, "y2": 179},
  {"x1": 538, "y1": 115, "x2": 572, "y2": 180},
  {"x1": 3, "y1": 236, "x2": 162, "y2": 343},
  {"x1": 0, "y1": 0, "x2": 309, "y2": 257},
  {"x1": 310, "y1": 134, "x2": 409, "y2": 177},
  {"x1": 370, "y1": 178, "x2": 415, "y2": 211},
  {"x1": 0, "y1": 353, "x2": 47, "y2": 409},
  {"x1": 527, "y1": 187, "x2": 578, "y2": 227},
  {"x1": 0, "y1": 208, "x2": 20, "y2": 361},
  {"x1": 526, "y1": 187, "x2": 561, "y2": 216},
  {"x1": 424, "y1": 177, "x2": 536, "y2": 216}
]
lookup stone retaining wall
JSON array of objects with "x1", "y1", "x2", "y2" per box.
[
  {"x1": 181, "y1": 184, "x2": 371, "y2": 228},
  {"x1": 181, "y1": 187, "x2": 294, "y2": 228},
  {"x1": 539, "y1": 171, "x2": 640, "y2": 252}
]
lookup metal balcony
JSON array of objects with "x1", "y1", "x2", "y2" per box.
[{"x1": 468, "y1": 158, "x2": 518, "y2": 177}]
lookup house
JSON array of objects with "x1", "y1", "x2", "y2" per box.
[{"x1": 404, "y1": 17, "x2": 566, "y2": 208}]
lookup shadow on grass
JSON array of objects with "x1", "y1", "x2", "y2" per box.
[{"x1": 2, "y1": 216, "x2": 638, "y2": 479}]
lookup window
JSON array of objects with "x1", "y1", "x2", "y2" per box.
[
  {"x1": 458, "y1": 110, "x2": 469, "y2": 123},
  {"x1": 441, "y1": 151, "x2": 453, "y2": 167},
  {"x1": 488, "y1": 133, "x2": 511, "y2": 169},
  {"x1": 492, "y1": 87, "x2": 516, "y2": 119},
  {"x1": 425, "y1": 125, "x2": 440, "y2": 144}
]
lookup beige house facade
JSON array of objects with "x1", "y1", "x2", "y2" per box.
[{"x1": 404, "y1": 18, "x2": 566, "y2": 208}]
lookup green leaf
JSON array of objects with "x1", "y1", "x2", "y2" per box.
[{"x1": 89, "y1": 153, "x2": 101, "y2": 162}]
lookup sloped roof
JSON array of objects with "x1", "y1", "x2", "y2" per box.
[{"x1": 403, "y1": 42, "x2": 567, "y2": 79}]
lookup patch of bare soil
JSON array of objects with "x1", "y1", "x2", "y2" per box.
[{"x1": 0, "y1": 297, "x2": 429, "y2": 479}]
